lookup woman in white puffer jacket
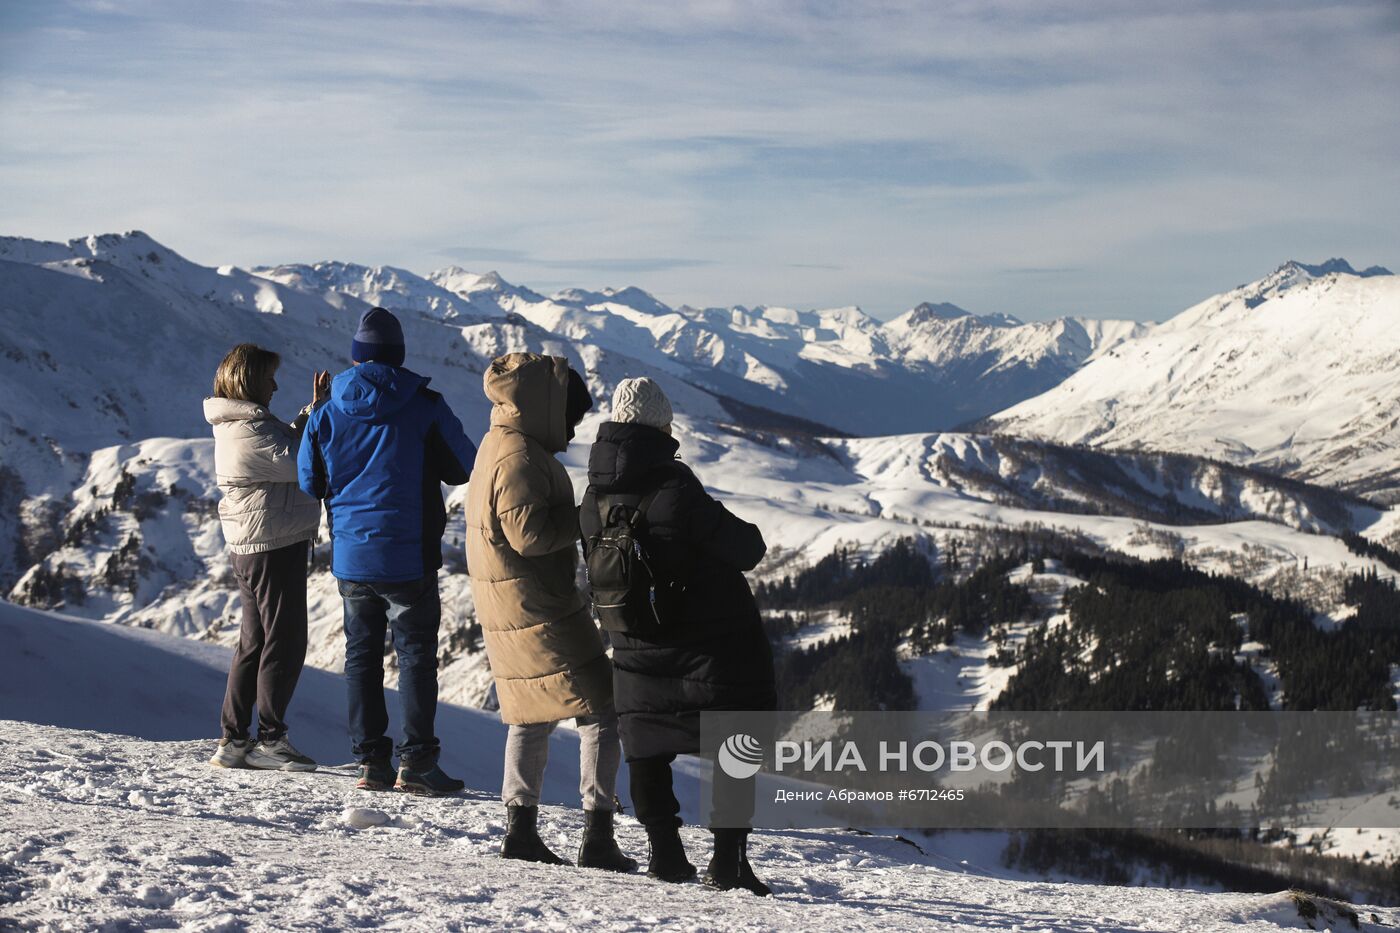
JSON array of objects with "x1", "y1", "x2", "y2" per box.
[{"x1": 203, "y1": 343, "x2": 328, "y2": 771}]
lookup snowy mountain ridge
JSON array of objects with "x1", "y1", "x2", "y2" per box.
[
  {"x1": 986, "y1": 259, "x2": 1400, "y2": 501},
  {"x1": 47, "y1": 231, "x2": 1400, "y2": 454},
  {"x1": 254, "y1": 259, "x2": 548, "y2": 323},
  {"x1": 246, "y1": 235, "x2": 1151, "y2": 436},
  {"x1": 1276, "y1": 258, "x2": 1392, "y2": 280}
]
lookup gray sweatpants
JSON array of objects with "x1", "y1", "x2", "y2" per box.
[{"x1": 501, "y1": 712, "x2": 621, "y2": 811}]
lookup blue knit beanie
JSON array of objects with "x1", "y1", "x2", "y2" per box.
[{"x1": 351, "y1": 307, "x2": 405, "y2": 367}]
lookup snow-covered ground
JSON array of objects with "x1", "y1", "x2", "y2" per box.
[
  {"x1": 1282, "y1": 827, "x2": 1400, "y2": 868},
  {"x1": 14, "y1": 722, "x2": 1394, "y2": 932},
  {"x1": 3, "y1": 601, "x2": 1396, "y2": 931},
  {"x1": 896, "y1": 562, "x2": 1091, "y2": 712},
  {"x1": 784, "y1": 609, "x2": 853, "y2": 652},
  {"x1": 900, "y1": 632, "x2": 1015, "y2": 712}
]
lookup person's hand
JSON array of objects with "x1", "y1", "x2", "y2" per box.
[{"x1": 312, "y1": 370, "x2": 331, "y2": 405}]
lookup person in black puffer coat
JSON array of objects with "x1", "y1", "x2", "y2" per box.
[{"x1": 580, "y1": 377, "x2": 776, "y2": 896}]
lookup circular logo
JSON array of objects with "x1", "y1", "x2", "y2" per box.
[{"x1": 717, "y1": 733, "x2": 764, "y2": 780}]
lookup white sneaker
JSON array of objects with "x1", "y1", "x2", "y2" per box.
[
  {"x1": 209, "y1": 737, "x2": 250, "y2": 768},
  {"x1": 245, "y1": 736, "x2": 318, "y2": 772}
]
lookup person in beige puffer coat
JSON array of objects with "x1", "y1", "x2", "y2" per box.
[
  {"x1": 466, "y1": 352, "x2": 634, "y2": 872},
  {"x1": 203, "y1": 343, "x2": 328, "y2": 773}
]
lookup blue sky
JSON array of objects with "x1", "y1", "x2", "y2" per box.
[{"x1": 1, "y1": 0, "x2": 1397, "y2": 321}]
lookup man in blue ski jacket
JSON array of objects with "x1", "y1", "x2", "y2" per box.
[{"x1": 298, "y1": 306, "x2": 478, "y2": 796}]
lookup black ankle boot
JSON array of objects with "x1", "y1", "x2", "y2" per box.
[
  {"x1": 702, "y1": 829, "x2": 771, "y2": 896},
  {"x1": 644, "y1": 822, "x2": 697, "y2": 882},
  {"x1": 576, "y1": 809, "x2": 638, "y2": 873},
  {"x1": 501, "y1": 805, "x2": 571, "y2": 865}
]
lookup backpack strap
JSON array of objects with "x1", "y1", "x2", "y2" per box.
[
  {"x1": 590, "y1": 461, "x2": 682, "y2": 537},
  {"x1": 599, "y1": 486, "x2": 663, "y2": 529}
]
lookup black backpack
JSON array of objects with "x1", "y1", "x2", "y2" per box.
[{"x1": 584, "y1": 487, "x2": 682, "y2": 636}]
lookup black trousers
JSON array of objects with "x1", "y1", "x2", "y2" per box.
[
  {"x1": 220, "y1": 540, "x2": 310, "y2": 742},
  {"x1": 629, "y1": 754, "x2": 756, "y2": 830}
]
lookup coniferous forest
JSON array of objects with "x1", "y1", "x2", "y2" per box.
[
  {"x1": 754, "y1": 531, "x2": 1400, "y2": 903},
  {"x1": 758, "y1": 534, "x2": 1400, "y2": 714}
]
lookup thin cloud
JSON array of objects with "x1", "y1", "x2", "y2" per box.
[
  {"x1": 438, "y1": 248, "x2": 714, "y2": 274},
  {"x1": 437, "y1": 246, "x2": 533, "y2": 263},
  {"x1": 0, "y1": 0, "x2": 1395, "y2": 321},
  {"x1": 538, "y1": 257, "x2": 715, "y2": 273}
]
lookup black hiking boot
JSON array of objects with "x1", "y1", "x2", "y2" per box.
[
  {"x1": 501, "y1": 805, "x2": 571, "y2": 865},
  {"x1": 395, "y1": 759, "x2": 466, "y2": 797},
  {"x1": 644, "y1": 822, "x2": 697, "y2": 883},
  {"x1": 702, "y1": 829, "x2": 771, "y2": 896},
  {"x1": 356, "y1": 757, "x2": 396, "y2": 792},
  {"x1": 576, "y1": 809, "x2": 638, "y2": 873}
]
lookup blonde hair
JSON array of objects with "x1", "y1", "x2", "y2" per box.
[{"x1": 212, "y1": 343, "x2": 280, "y2": 402}]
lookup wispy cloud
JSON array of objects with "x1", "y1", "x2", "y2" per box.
[
  {"x1": 438, "y1": 247, "x2": 713, "y2": 273},
  {"x1": 545, "y1": 257, "x2": 715, "y2": 273},
  {"x1": 437, "y1": 246, "x2": 533, "y2": 263},
  {"x1": 0, "y1": 0, "x2": 1396, "y2": 320},
  {"x1": 999, "y1": 267, "x2": 1083, "y2": 277}
]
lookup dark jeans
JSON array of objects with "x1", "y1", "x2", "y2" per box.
[
  {"x1": 221, "y1": 540, "x2": 310, "y2": 742},
  {"x1": 630, "y1": 753, "x2": 756, "y2": 830},
  {"x1": 339, "y1": 575, "x2": 441, "y2": 765}
]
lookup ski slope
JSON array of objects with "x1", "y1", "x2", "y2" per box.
[{"x1": 2, "y1": 601, "x2": 1393, "y2": 932}]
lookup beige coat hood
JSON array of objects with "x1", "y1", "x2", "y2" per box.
[{"x1": 485, "y1": 353, "x2": 570, "y2": 453}]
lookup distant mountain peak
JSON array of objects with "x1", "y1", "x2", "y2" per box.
[
  {"x1": 903, "y1": 302, "x2": 1021, "y2": 328},
  {"x1": 428, "y1": 266, "x2": 536, "y2": 300},
  {"x1": 552, "y1": 284, "x2": 672, "y2": 315},
  {"x1": 76, "y1": 230, "x2": 160, "y2": 250},
  {"x1": 434, "y1": 267, "x2": 512, "y2": 288},
  {"x1": 909, "y1": 301, "x2": 972, "y2": 323},
  {"x1": 602, "y1": 284, "x2": 651, "y2": 300},
  {"x1": 1275, "y1": 258, "x2": 1392, "y2": 279},
  {"x1": 69, "y1": 230, "x2": 186, "y2": 267},
  {"x1": 1238, "y1": 257, "x2": 1394, "y2": 308}
]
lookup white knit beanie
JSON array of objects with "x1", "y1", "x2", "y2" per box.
[{"x1": 611, "y1": 377, "x2": 673, "y2": 430}]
